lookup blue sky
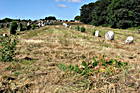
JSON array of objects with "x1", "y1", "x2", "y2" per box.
[{"x1": 0, "y1": 0, "x2": 96, "y2": 20}]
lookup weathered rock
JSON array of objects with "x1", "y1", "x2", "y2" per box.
[
  {"x1": 41, "y1": 23, "x2": 45, "y2": 27},
  {"x1": 2, "y1": 34, "x2": 8, "y2": 37},
  {"x1": 17, "y1": 23, "x2": 23, "y2": 31},
  {"x1": 125, "y1": 36, "x2": 134, "y2": 44},
  {"x1": 105, "y1": 31, "x2": 115, "y2": 40},
  {"x1": 138, "y1": 29, "x2": 140, "y2": 34},
  {"x1": 37, "y1": 23, "x2": 41, "y2": 27},
  {"x1": 63, "y1": 23, "x2": 70, "y2": 28},
  {"x1": 95, "y1": 30, "x2": 100, "y2": 37},
  {"x1": 27, "y1": 22, "x2": 30, "y2": 26}
]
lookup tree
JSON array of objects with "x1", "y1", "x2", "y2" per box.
[
  {"x1": 80, "y1": 0, "x2": 140, "y2": 29},
  {"x1": 2, "y1": 18, "x2": 13, "y2": 23},
  {"x1": 74, "y1": 16, "x2": 81, "y2": 21},
  {"x1": 45, "y1": 16, "x2": 56, "y2": 20},
  {"x1": 80, "y1": 3, "x2": 94, "y2": 24},
  {"x1": 91, "y1": 0, "x2": 111, "y2": 26},
  {"x1": 107, "y1": 0, "x2": 140, "y2": 28}
]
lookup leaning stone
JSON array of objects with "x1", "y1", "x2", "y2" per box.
[
  {"x1": 105, "y1": 31, "x2": 115, "y2": 40},
  {"x1": 125, "y1": 36, "x2": 134, "y2": 44}
]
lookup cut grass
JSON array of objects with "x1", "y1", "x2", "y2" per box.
[{"x1": 0, "y1": 24, "x2": 140, "y2": 93}]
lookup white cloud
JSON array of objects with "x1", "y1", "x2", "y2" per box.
[
  {"x1": 57, "y1": 4, "x2": 68, "y2": 8},
  {"x1": 56, "y1": 0, "x2": 82, "y2": 3},
  {"x1": 69, "y1": 0, "x2": 82, "y2": 2}
]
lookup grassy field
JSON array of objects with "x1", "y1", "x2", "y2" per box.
[{"x1": 0, "y1": 25, "x2": 140, "y2": 93}]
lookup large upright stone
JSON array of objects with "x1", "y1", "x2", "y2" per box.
[
  {"x1": 27, "y1": 22, "x2": 30, "y2": 26},
  {"x1": 38, "y1": 23, "x2": 41, "y2": 27},
  {"x1": 125, "y1": 36, "x2": 134, "y2": 44},
  {"x1": 95, "y1": 30, "x2": 100, "y2": 37},
  {"x1": 105, "y1": 31, "x2": 115, "y2": 40},
  {"x1": 17, "y1": 23, "x2": 23, "y2": 31},
  {"x1": 41, "y1": 23, "x2": 45, "y2": 27}
]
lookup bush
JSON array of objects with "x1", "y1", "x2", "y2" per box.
[
  {"x1": 31, "y1": 24, "x2": 36, "y2": 30},
  {"x1": 0, "y1": 36, "x2": 18, "y2": 62},
  {"x1": 10, "y1": 22, "x2": 18, "y2": 35},
  {"x1": 80, "y1": 27, "x2": 86, "y2": 32},
  {"x1": 75, "y1": 26, "x2": 80, "y2": 31},
  {"x1": 75, "y1": 26, "x2": 86, "y2": 32},
  {"x1": 0, "y1": 24, "x2": 4, "y2": 29}
]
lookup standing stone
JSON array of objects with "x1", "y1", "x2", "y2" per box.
[
  {"x1": 41, "y1": 23, "x2": 45, "y2": 27},
  {"x1": 63, "y1": 23, "x2": 69, "y2": 28},
  {"x1": 0, "y1": 23, "x2": 4, "y2": 29},
  {"x1": 27, "y1": 22, "x2": 30, "y2": 26},
  {"x1": 63, "y1": 23, "x2": 66, "y2": 26},
  {"x1": 138, "y1": 29, "x2": 140, "y2": 34},
  {"x1": 17, "y1": 23, "x2": 23, "y2": 31},
  {"x1": 95, "y1": 30, "x2": 100, "y2": 37},
  {"x1": 105, "y1": 31, "x2": 115, "y2": 40},
  {"x1": 125, "y1": 36, "x2": 134, "y2": 44},
  {"x1": 38, "y1": 23, "x2": 41, "y2": 27},
  {"x1": 2, "y1": 34, "x2": 8, "y2": 37}
]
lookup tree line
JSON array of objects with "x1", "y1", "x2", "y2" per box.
[{"x1": 80, "y1": 0, "x2": 140, "y2": 29}]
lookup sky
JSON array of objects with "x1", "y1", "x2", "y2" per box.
[{"x1": 0, "y1": 0, "x2": 96, "y2": 20}]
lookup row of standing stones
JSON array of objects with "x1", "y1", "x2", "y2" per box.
[
  {"x1": 62, "y1": 23, "x2": 134, "y2": 44},
  {"x1": 0, "y1": 22, "x2": 134, "y2": 45},
  {"x1": 0, "y1": 21, "x2": 46, "y2": 37},
  {"x1": 95, "y1": 30, "x2": 134, "y2": 44}
]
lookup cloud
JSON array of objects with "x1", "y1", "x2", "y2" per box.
[
  {"x1": 57, "y1": 4, "x2": 68, "y2": 8},
  {"x1": 56, "y1": 0, "x2": 82, "y2": 3}
]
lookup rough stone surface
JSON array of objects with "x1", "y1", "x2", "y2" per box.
[
  {"x1": 95, "y1": 30, "x2": 100, "y2": 37},
  {"x1": 2, "y1": 34, "x2": 8, "y2": 37},
  {"x1": 63, "y1": 23, "x2": 69, "y2": 28},
  {"x1": 125, "y1": 36, "x2": 134, "y2": 44},
  {"x1": 105, "y1": 31, "x2": 115, "y2": 40}
]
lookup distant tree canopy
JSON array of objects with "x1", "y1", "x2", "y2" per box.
[
  {"x1": 0, "y1": 18, "x2": 13, "y2": 23},
  {"x1": 74, "y1": 16, "x2": 81, "y2": 21},
  {"x1": 0, "y1": 18, "x2": 22, "y2": 23},
  {"x1": 45, "y1": 16, "x2": 56, "y2": 20},
  {"x1": 80, "y1": 0, "x2": 140, "y2": 29}
]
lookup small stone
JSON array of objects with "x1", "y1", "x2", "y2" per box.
[
  {"x1": 125, "y1": 36, "x2": 134, "y2": 44},
  {"x1": 62, "y1": 23, "x2": 70, "y2": 28},
  {"x1": 2, "y1": 33, "x2": 8, "y2": 37}
]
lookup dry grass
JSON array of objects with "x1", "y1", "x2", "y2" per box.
[{"x1": 0, "y1": 25, "x2": 140, "y2": 93}]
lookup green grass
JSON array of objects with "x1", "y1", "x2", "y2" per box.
[{"x1": 58, "y1": 56, "x2": 128, "y2": 76}]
